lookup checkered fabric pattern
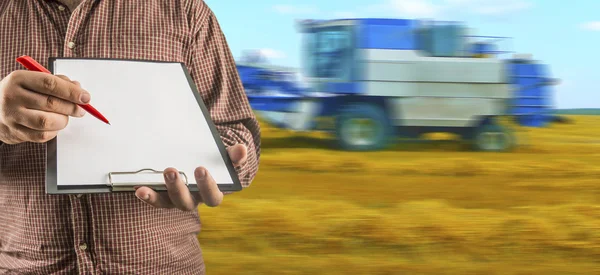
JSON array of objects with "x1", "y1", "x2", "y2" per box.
[{"x1": 0, "y1": 1, "x2": 260, "y2": 274}]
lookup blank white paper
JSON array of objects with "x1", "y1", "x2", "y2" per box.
[{"x1": 52, "y1": 59, "x2": 234, "y2": 186}]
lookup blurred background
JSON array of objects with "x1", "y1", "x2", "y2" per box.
[{"x1": 201, "y1": 1, "x2": 599, "y2": 274}]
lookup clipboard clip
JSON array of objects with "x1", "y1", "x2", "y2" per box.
[{"x1": 108, "y1": 168, "x2": 188, "y2": 191}]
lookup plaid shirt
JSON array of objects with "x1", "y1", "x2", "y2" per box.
[{"x1": 0, "y1": 0, "x2": 260, "y2": 274}]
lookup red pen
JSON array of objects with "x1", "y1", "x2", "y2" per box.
[{"x1": 15, "y1": 55, "x2": 111, "y2": 125}]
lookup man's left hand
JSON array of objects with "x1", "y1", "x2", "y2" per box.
[{"x1": 134, "y1": 143, "x2": 248, "y2": 211}]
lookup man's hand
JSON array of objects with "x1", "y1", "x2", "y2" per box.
[
  {"x1": 134, "y1": 143, "x2": 248, "y2": 210},
  {"x1": 0, "y1": 70, "x2": 89, "y2": 144}
]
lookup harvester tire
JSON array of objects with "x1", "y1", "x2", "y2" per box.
[
  {"x1": 335, "y1": 103, "x2": 394, "y2": 151},
  {"x1": 471, "y1": 124, "x2": 515, "y2": 152}
]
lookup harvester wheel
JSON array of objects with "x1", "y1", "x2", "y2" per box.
[
  {"x1": 335, "y1": 103, "x2": 393, "y2": 151},
  {"x1": 471, "y1": 124, "x2": 515, "y2": 152}
]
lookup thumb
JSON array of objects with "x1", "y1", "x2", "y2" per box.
[{"x1": 227, "y1": 143, "x2": 247, "y2": 167}]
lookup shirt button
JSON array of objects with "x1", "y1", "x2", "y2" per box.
[
  {"x1": 79, "y1": 243, "x2": 88, "y2": 251},
  {"x1": 76, "y1": 194, "x2": 83, "y2": 198},
  {"x1": 67, "y1": 41, "x2": 76, "y2": 49},
  {"x1": 58, "y1": 5, "x2": 66, "y2": 11}
]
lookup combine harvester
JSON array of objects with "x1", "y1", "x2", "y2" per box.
[{"x1": 241, "y1": 19, "x2": 559, "y2": 151}]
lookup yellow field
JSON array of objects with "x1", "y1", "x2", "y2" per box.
[{"x1": 198, "y1": 116, "x2": 600, "y2": 275}]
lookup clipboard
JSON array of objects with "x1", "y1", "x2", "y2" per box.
[{"x1": 45, "y1": 58, "x2": 243, "y2": 194}]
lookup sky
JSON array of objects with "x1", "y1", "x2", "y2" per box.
[{"x1": 205, "y1": 0, "x2": 599, "y2": 109}]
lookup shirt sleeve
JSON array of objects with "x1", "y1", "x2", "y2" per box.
[{"x1": 185, "y1": 1, "x2": 260, "y2": 188}]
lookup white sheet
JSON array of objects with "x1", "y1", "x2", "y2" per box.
[{"x1": 52, "y1": 59, "x2": 234, "y2": 186}]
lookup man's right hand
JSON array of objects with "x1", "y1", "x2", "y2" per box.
[{"x1": 0, "y1": 70, "x2": 90, "y2": 145}]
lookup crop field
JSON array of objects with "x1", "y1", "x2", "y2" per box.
[{"x1": 197, "y1": 115, "x2": 600, "y2": 275}]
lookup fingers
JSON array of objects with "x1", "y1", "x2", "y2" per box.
[
  {"x1": 19, "y1": 89, "x2": 85, "y2": 117},
  {"x1": 134, "y1": 186, "x2": 175, "y2": 209},
  {"x1": 13, "y1": 108, "x2": 68, "y2": 131},
  {"x1": 56, "y1": 75, "x2": 81, "y2": 89},
  {"x1": 2, "y1": 73, "x2": 84, "y2": 117},
  {"x1": 163, "y1": 168, "x2": 197, "y2": 211},
  {"x1": 133, "y1": 166, "x2": 225, "y2": 210},
  {"x1": 0, "y1": 72, "x2": 87, "y2": 144},
  {"x1": 227, "y1": 143, "x2": 248, "y2": 167},
  {"x1": 195, "y1": 166, "x2": 223, "y2": 207},
  {"x1": 55, "y1": 75, "x2": 71, "y2": 83},
  {"x1": 134, "y1": 168, "x2": 200, "y2": 211},
  {"x1": 12, "y1": 123, "x2": 58, "y2": 143},
  {"x1": 17, "y1": 71, "x2": 91, "y2": 105}
]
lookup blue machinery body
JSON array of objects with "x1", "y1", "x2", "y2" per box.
[{"x1": 238, "y1": 18, "x2": 559, "y2": 151}]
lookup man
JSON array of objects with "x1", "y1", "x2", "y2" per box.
[{"x1": 0, "y1": 0, "x2": 260, "y2": 274}]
